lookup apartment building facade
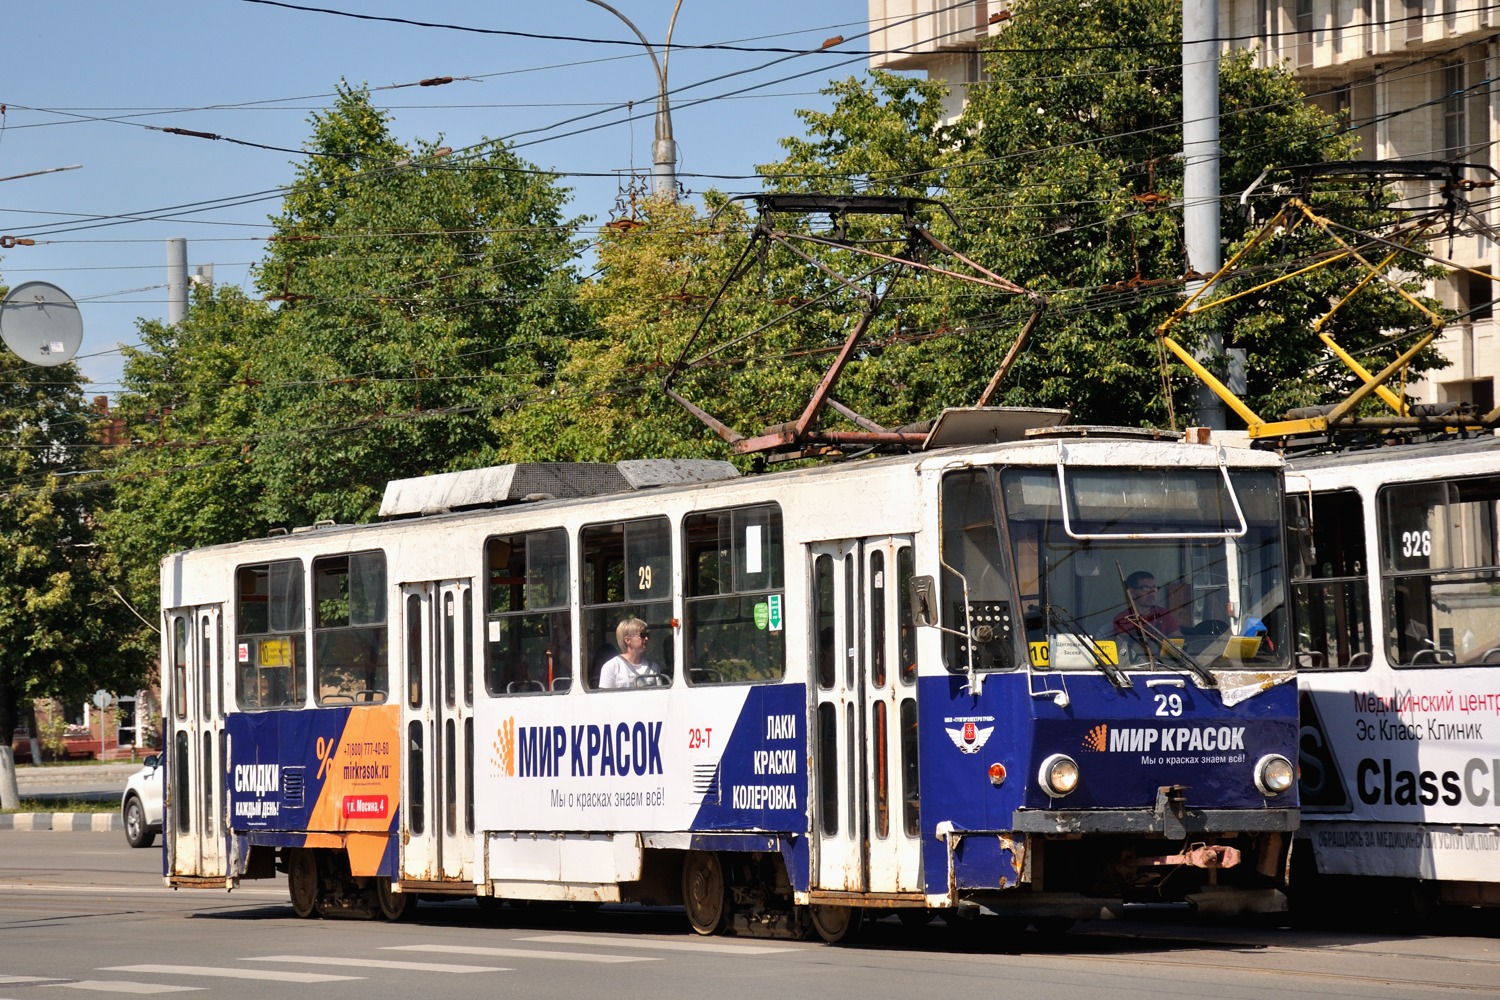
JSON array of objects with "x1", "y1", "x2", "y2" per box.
[{"x1": 867, "y1": 0, "x2": 1497, "y2": 413}]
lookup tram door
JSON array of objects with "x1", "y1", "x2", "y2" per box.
[
  {"x1": 399, "y1": 580, "x2": 475, "y2": 884},
  {"x1": 165, "y1": 606, "x2": 228, "y2": 881},
  {"x1": 810, "y1": 538, "x2": 922, "y2": 895}
]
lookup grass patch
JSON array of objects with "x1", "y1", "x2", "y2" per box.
[{"x1": 3, "y1": 798, "x2": 117, "y2": 815}]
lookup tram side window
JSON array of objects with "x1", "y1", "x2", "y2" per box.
[
  {"x1": 312, "y1": 551, "x2": 388, "y2": 705},
  {"x1": 172, "y1": 616, "x2": 189, "y2": 720},
  {"x1": 1289, "y1": 489, "x2": 1372, "y2": 670},
  {"x1": 940, "y1": 470, "x2": 1016, "y2": 672},
  {"x1": 235, "y1": 560, "x2": 307, "y2": 709},
  {"x1": 683, "y1": 504, "x2": 785, "y2": 685},
  {"x1": 1381, "y1": 475, "x2": 1500, "y2": 667},
  {"x1": 485, "y1": 530, "x2": 572, "y2": 695},
  {"x1": 582, "y1": 517, "x2": 674, "y2": 690},
  {"x1": 898, "y1": 545, "x2": 918, "y2": 685}
]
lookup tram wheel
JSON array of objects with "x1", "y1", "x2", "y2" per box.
[
  {"x1": 372, "y1": 877, "x2": 415, "y2": 922},
  {"x1": 287, "y1": 849, "x2": 320, "y2": 919},
  {"x1": 809, "y1": 904, "x2": 863, "y2": 944},
  {"x1": 682, "y1": 850, "x2": 729, "y2": 935}
]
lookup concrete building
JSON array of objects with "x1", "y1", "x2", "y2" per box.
[{"x1": 867, "y1": 1, "x2": 1497, "y2": 413}]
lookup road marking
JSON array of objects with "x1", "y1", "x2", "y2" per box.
[
  {"x1": 246, "y1": 957, "x2": 508, "y2": 975},
  {"x1": 0, "y1": 885, "x2": 285, "y2": 897},
  {"x1": 0, "y1": 978, "x2": 60, "y2": 985},
  {"x1": 519, "y1": 934, "x2": 799, "y2": 955},
  {"x1": 102, "y1": 967, "x2": 357, "y2": 984},
  {"x1": 50, "y1": 982, "x2": 201, "y2": 994},
  {"x1": 383, "y1": 944, "x2": 654, "y2": 964}
]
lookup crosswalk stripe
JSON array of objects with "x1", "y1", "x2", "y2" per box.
[
  {"x1": 245, "y1": 957, "x2": 508, "y2": 974},
  {"x1": 382, "y1": 945, "x2": 654, "y2": 964},
  {"x1": 0, "y1": 978, "x2": 59, "y2": 985},
  {"x1": 50, "y1": 982, "x2": 200, "y2": 994},
  {"x1": 518, "y1": 934, "x2": 799, "y2": 955},
  {"x1": 101, "y1": 967, "x2": 357, "y2": 984}
]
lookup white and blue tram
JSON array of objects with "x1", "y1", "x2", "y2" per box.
[
  {"x1": 159, "y1": 411, "x2": 1298, "y2": 940},
  {"x1": 1288, "y1": 435, "x2": 1500, "y2": 914}
]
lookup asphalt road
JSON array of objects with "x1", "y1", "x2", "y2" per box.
[{"x1": 1, "y1": 832, "x2": 1497, "y2": 1000}]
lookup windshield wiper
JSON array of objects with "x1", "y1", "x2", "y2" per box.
[
  {"x1": 1117, "y1": 611, "x2": 1217, "y2": 687},
  {"x1": 1036, "y1": 603, "x2": 1132, "y2": 689}
]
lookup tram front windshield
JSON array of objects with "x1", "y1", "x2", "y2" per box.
[{"x1": 941, "y1": 465, "x2": 1287, "y2": 673}]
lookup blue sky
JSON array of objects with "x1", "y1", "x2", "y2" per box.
[{"x1": 0, "y1": 1, "x2": 887, "y2": 394}]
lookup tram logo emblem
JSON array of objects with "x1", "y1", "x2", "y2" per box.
[
  {"x1": 947, "y1": 721, "x2": 994, "y2": 754},
  {"x1": 492, "y1": 717, "x2": 516, "y2": 777},
  {"x1": 1082, "y1": 724, "x2": 1108, "y2": 752}
]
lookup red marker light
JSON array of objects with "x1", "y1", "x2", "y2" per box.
[{"x1": 988, "y1": 763, "x2": 1007, "y2": 787}]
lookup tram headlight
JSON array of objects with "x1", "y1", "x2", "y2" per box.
[
  {"x1": 1037, "y1": 754, "x2": 1080, "y2": 798},
  {"x1": 1254, "y1": 753, "x2": 1295, "y2": 797}
]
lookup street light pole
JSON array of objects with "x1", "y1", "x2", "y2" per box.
[{"x1": 584, "y1": 0, "x2": 682, "y2": 200}]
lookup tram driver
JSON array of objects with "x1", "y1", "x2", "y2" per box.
[
  {"x1": 598, "y1": 617, "x2": 665, "y2": 689},
  {"x1": 1112, "y1": 570, "x2": 1182, "y2": 643}
]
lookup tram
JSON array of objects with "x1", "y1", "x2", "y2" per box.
[
  {"x1": 159, "y1": 409, "x2": 1298, "y2": 940},
  {"x1": 1287, "y1": 434, "x2": 1500, "y2": 914}
]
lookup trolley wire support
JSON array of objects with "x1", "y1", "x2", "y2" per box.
[
  {"x1": 660, "y1": 193, "x2": 1045, "y2": 463},
  {"x1": 1154, "y1": 160, "x2": 1500, "y2": 449}
]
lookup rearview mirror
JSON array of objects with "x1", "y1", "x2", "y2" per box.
[{"x1": 908, "y1": 575, "x2": 938, "y2": 628}]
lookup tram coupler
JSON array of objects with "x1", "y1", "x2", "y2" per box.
[{"x1": 1134, "y1": 844, "x2": 1243, "y2": 870}]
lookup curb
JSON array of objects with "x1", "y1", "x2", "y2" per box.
[{"x1": 0, "y1": 813, "x2": 122, "y2": 832}]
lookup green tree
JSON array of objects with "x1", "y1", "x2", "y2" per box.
[
  {"x1": 251, "y1": 85, "x2": 587, "y2": 524},
  {"x1": 500, "y1": 73, "x2": 999, "y2": 465},
  {"x1": 946, "y1": 0, "x2": 1438, "y2": 424},
  {"x1": 95, "y1": 282, "x2": 274, "y2": 637},
  {"x1": 99, "y1": 85, "x2": 589, "y2": 654},
  {"x1": 761, "y1": 71, "x2": 1038, "y2": 430},
  {"x1": 0, "y1": 348, "x2": 136, "y2": 760}
]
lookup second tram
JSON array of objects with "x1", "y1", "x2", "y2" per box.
[{"x1": 1289, "y1": 434, "x2": 1500, "y2": 915}]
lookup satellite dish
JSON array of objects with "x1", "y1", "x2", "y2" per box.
[{"x1": 1, "y1": 281, "x2": 84, "y2": 366}]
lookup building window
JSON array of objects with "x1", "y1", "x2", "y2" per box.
[
  {"x1": 1443, "y1": 61, "x2": 1468, "y2": 159},
  {"x1": 1463, "y1": 267, "x2": 1493, "y2": 321},
  {"x1": 1258, "y1": 0, "x2": 1277, "y2": 55},
  {"x1": 1406, "y1": 0, "x2": 1424, "y2": 44},
  {"x1": 1295, "y1": 0, "x2": 1314, "y2": 66}
]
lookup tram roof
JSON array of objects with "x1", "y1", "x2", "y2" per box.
[
  {"x1": 1284, "y1": 432, "x2": 1500, "y2": 474},
  {"x1": 164, "y1": 420, "x2": 1282, "y2": 566}
]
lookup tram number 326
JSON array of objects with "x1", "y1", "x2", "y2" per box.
[{"x1": 1401, "y1": 529, "x2": 1432, "y2": 558}]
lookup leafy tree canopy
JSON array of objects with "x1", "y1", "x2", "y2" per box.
[
  {"x1": 0, "y1": 346, "x2": 136, "y2": 742},
  {"x1": 101, "y1": 85, "x2": 589, "y2": 654}
]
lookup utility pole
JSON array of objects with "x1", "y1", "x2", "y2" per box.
[
  {"x1": 1183, "y1": 0, "x2": 1226, "y2": 428},
  {"x1": 167, "y1": 238, "x2": 188, "y2": 326},
  {"x1": 585, "y1": 0, "x2": 683, "y2": 201}
]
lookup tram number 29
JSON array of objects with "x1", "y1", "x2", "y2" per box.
[
  {"x1": 1154, "y1": 693, "x2": 1183, "y2": 717},
  {"x1": 1401, "y1": 529, "x2": 1432, "y2": 559}
]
